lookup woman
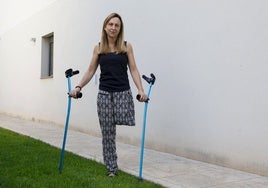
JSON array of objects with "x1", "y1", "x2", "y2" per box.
[{"x1": 69, "y1": 13, "x2": 147, "y2": 177}]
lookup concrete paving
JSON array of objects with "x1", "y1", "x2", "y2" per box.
[{"x1": 1, "y1": 113, "x2": 268, "y2": 188}]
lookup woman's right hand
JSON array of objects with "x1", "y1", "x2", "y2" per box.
[{"x1": 68, "y1": 88, "x2": 81, "y2": 99}]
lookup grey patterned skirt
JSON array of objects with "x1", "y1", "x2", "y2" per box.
[{"x1": 97, "y1": 89, "x2": 135, "y2": 126}]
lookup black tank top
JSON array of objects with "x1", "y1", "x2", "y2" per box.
[{"x1": 98, "y1": 52, "x2": 130, "y2": 92}]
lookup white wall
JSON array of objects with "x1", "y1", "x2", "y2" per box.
[
  {"x1": 0, "y1": 0, "x2": 57, "y2": 35},
  {"x1": 1, "y1": 0, "x2": 268, "y2": 176}
]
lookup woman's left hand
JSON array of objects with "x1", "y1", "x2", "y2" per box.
[{"x1": 137, "y1": 91, "x2": 148, "y2": 102}]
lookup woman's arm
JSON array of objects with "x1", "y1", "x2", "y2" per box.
[
  {"x1": 69, "y1": 45, "x2": 99, "y2": 98},
  {"x1": 127, "y1": 42, "x2": 147, "y2": 102}
]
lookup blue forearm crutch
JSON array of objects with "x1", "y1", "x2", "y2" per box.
[
  {"x1": 59, "y1": 68, "x2": 82, "y2": 173},
  {"x1": 137, "y1": 73, "x2": 156, "y2": 180}
]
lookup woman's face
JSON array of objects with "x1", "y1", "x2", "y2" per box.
[{"x1": 104, "y1": 17, "x2": 121, "y2": 39}]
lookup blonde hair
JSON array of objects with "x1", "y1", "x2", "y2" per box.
[{"x1": 99, "y1": 13, "x2": 126, "y2": 54}]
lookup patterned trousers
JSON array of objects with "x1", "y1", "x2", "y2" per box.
[{"x1": 97, "y1": 89, "x2": 135, "y2": 173}]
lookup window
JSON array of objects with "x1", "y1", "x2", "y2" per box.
[{"x1": 41, "y1": 33, "x2": 54, "y2": 78}]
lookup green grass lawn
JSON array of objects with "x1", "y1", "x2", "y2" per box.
[{"x1": 0, "y1": 127, "x2": 162, "y2": 188}]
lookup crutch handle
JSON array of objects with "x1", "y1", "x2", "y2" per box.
[
  {"x1": 136, "y1": 73, "x2": 156, "y2": 102},
  {"x1": 67, "y1": 91, "x2": 83, "y2": 99},
  {"x1": 76, "y1": 92, "x2": 82, "y2": 98},
  {"x1": 136, "y1": 94, "x2": 149, "y2": 102}
]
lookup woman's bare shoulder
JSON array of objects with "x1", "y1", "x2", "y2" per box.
[
  {"x1": 126, "y1": 41, "x2": 133, "y2": 53},
  {"x1": 93, "y1": 43, "x2": 100, "y2": 55}
]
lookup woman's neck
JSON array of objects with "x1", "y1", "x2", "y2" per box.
[{"x1": 107, "y1": 38, "x2": 117, "y2": 52}]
